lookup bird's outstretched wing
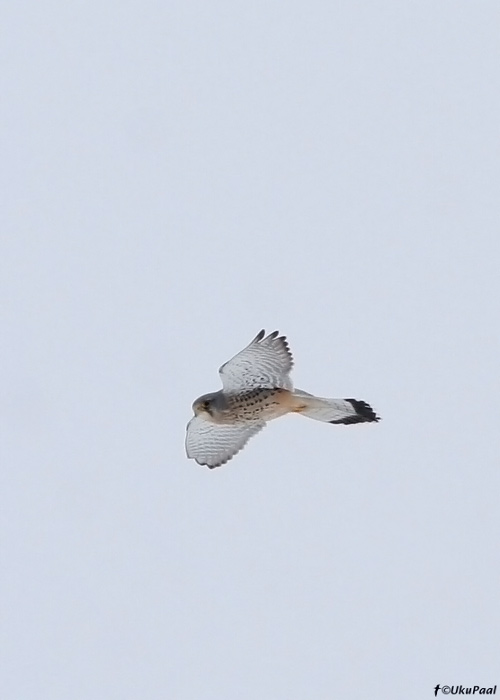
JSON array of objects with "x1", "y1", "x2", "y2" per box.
[
  {"x1": 185, "y1": 416, "x2": 265, "y2": 468},
  {"x1": 219, "y1": 330, "x2": 293, "y2": 392}
]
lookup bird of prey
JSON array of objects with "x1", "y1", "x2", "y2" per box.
[{"x1": 185, "y1": 330, "x2": 380, "y2": 468}]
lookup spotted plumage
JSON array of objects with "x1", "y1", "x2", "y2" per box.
[{"x1": 186, "y1": 330, "x2": 380, "y2": 468}]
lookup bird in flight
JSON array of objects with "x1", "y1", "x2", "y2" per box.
[{"x1": 186, "y1": 330, "x2": 380, "y2": 468}]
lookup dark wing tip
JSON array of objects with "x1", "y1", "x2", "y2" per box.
[
  {"x1": 330, "y1": 399, "x2": 381, "y2": 425},
  {"x1": 255, "y1": 330, "x2": 284, "y2": 342},
  {"x1": 251, "y1": 329, "x2": 293, "y2": 368},
  {"x1": 198, "y1": 455, "x2": 232, "y2": 469}
]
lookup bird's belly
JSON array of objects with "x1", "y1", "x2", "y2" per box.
[{"x1": 224, "y1": 388, "x2": 293, "y2": 423}]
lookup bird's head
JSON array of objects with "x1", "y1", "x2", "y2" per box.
[{"x1": 192, "y1": 392, "x2": 217, "y2": 417}]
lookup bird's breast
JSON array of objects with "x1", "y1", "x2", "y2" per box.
[{"x1": 223, "y1": 388, "x2": 294, "y2": 422}]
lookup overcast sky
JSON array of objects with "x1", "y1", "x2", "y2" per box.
[{"x1": 2, "y1": 1, "x2": 499, "y2": 699}]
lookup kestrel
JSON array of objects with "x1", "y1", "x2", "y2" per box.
[{"x1": 185, "y1": 330, "x2": 380, "y2": 468}]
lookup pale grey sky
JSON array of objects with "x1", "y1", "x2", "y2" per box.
[{"x1": 2, "y1": 1, "x2": 499, "y2": 699}]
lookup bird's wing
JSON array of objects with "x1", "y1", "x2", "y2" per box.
[
  {"x1": 185, "y1": 415, "x2": 265, "y2": 468},
  {"x1": 219, "y1": 330, "x2": 293, "y2": 392}
]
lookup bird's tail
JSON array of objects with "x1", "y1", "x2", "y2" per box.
[{"x1": 292, "y1": 389, "x2": 380, "y2": 425}]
